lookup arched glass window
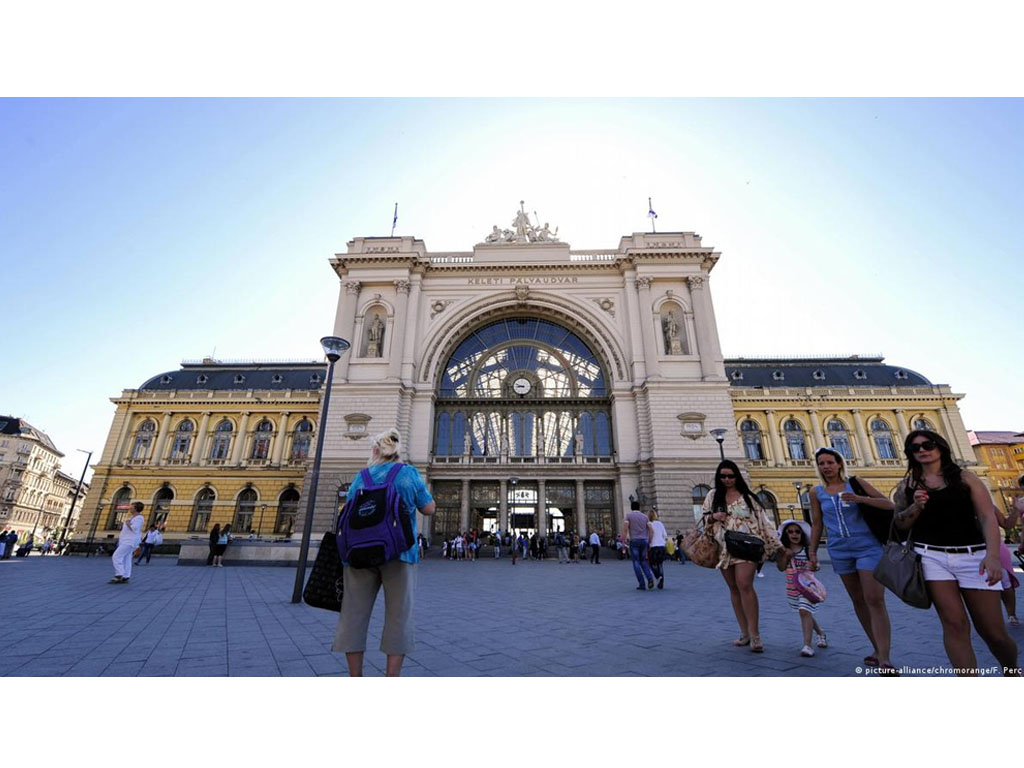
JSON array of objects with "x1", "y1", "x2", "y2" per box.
[
  {"x1": 756, "y1": 489, "x2": 778, "y2": 527},
  {"x1": 170, "y1": 419, "x2": 194, "y2": 460},
  {"x1": 913, "y1": 417, "x2": 934, "y2": 431},
  {"x1": 108, "y1": 487, "x2": 133, "y2": 529},
  {"x1": 784, "y1": 419, "x2": 807, "y2": 460},
  {"x1": 152, "y1": 486, "x2": 174, "y2": 527},
  {"x1": 291, "y1": 420, "x2": 313, "y2": 461},
  {"x1": 130, "y1": 420, "x2": 156, "y2": 460},
  {"x1": 250, "y1": 420, "x2": 274, "y2": 460},
  {"x1": 827, "y1": 419, "x2": 854, "y2": 460},
  {"x1": 740, "y1": 419, "x2": 764, "y2": 460},
  {"x1": 190, "y1": 488, "x2": 215, "y2": 531},
  {"x1": 276, "y1": 488, "x2": 300, "y2": 535},
  {"x1": 595, "y1": 412, "x2": 611, "y2": 455},
  {"x1": 871, "y1": 419, "x2": 897, "y2": 459},
  {"x1": 434, "y1": 412, "x2": 452, "y2": 454},
  {"x1": 208, "y1": 420, "x2": 233, "y2": 461},
  {"x1": 692, "y1": 484, "x2": 711, "y2": 521},
  {"x1": 234, "y1": 488, "x2": 257, "y2": 531}
]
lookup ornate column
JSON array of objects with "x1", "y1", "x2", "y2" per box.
[
  {"x1": 272, "y1": 412, "x2": 291, "y2": 466},
  {"x1": 400, "y1": 273, "x2": 422, "y2": 382},
  {"x1": 851, "y1": 409, "x2": 876, "y2": 466},
  {"x1": 635, "y1": 276, "x2": 661, "y2": 378},
  {"x1": 621, "y1": 269, "x2": 648, "y2": 380},
  {"x1": 687, "y1": 275, "x2": 719, "y2": 380},
  {"x1": 937, "y1": 407, "x2": 965, "y2": 461},
  {"x1": 231, "y1": 412, "x2": 251, "y2": 466},
  {"x1": 499, "y1": 479, "x2": 508, "y2": 534},
  {"x1": 389, "y1": 279, "x2": 411, "y2": 379},
  {"x1": 153, "y1": 412, "x2": 173, "y2": 466},
  {"x1": 894, "y1": 408, "x2": 910, "y2": 444},
  {"x1": 335, "y1": 281, "x2": 361, "y2": 380},
  {"x1": 191, "y1": 412, "x2": 211, "y2": 466},
  {"x1": 575, "y1": 478, "x2": 586, "y2": 538},
  {"x1": 460, "y1": 479, "x2": 471, "y2": 533},
  {"x1": 765, "y1": 410, "x2": 785, "y2": 467},
  {"x1": 807, "y1": 409, "x2": 825, "y2": 454},
  {"x1": 537, "y1": 478, "x2": 547, "y2": 537}
]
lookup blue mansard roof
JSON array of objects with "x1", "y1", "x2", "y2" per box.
[
  {"x1": 724, "y1": 356, "x2": 931, "y2": 388},
  {"x1": 138, "y1": 360, "x2": 328, "y2": 392}
]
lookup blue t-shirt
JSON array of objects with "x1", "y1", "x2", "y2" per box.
[{"x1": 344, "y1": 462, "x2": 433, "y2": 565}]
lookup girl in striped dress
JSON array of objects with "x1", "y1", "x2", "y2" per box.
[{"x1": 776, "y1": 520, "x2": 828, "y2": 657}]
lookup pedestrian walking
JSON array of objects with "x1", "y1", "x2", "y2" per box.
[
  {"x1": 207, "y1": 524, "x2": 220, "y2": 566},
  {"x1": 493, "y1": 532, "x2": 501, "y2": 559},
  {"x1": 703, "y1": 460, "x2": 782, "y2": 653},
  {"x1": 333, "y1": 428, "x2": 435, "y2": 677},
  {"x1": 135, "y1": 524, "x2": 163, "y2": 565},
  {"x1": 894, "y1": 430, "x2": 1019, "y2": 676},
  {"x1": 993, "y1": 499, "x2": 1021, "y2": 626},
  {"x1": 589, "y1": 530, "x2": 601, "y2": 564},
  {"x1": 623, "y1": 501, "x2": 656, "y2": 590},
  {"x1": 110, "y1": 502, "x2": 145, "y2": 584},
  {"x1": 647, "y1": 509, "x2": 668, "y2": 589},
  {"x1": 808, "y1": 447, "x2": 896, "y2": 673},
  {"x1": 776, "y1": 520, "x2": 828, "y2": 657},
  {"x1": 212, "y1": 524, "x2": 231, "y2": 567},
  {"x1": 2, "y1": 529, "x2": 17, "y2": 559}
]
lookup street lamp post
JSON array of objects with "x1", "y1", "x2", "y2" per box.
[
  {"x1": 290, "y1": 335, "x2": 351, "y2": 604},
  {"x1": 710, "y1": 428, "x2": 727, "y2": 461},
  {"x1": 792, "y1": 481, "x2": 804, "y2": 522},
  {"x1": 257, "y1": 503, "x2": 267, "y2": 540},
  {"x1": 508, "y1": 476, "x2": 518, "y2": 535}
]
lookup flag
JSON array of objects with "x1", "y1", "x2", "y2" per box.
[
  {"x1": 648, "y1": 197, "x2": 657, "y2": 220},
  {"x1": 391, "y1": 202, "x2": 398, "y2": 235}
]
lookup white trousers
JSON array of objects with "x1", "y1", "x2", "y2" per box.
[{"x1": 112, "y1": 542, "x2": 135, "y2": 579}]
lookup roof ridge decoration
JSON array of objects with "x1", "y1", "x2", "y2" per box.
[{"x1": 482, "y1": 200, "x2": 560, "y2": 244}]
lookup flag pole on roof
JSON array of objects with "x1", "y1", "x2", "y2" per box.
[
  {"x1": 390, "y1": 202, "x2": 398, "y2": 237},
  {"x1": 648, "y1": 197, "x2": 658, "y2": 233}
]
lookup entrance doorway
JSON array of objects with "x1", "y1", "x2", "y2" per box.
[{"x1": 508, "y1": 481, "x2": 538, "y2": 536}]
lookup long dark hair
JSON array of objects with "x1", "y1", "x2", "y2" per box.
[
  {"x1": 712, "y1": 460, "x2": 761, "y2": 515},
  {"x1": 902, "y1": 429, "x2": 967, "y2": 495}
]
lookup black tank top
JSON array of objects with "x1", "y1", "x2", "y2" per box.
[{"x1": 905, "y1": 483, "x2": 983, "y2": 546}]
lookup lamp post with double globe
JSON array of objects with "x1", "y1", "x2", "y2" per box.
[{"x1": 291, "y1": 335, "x2": 350, "y2": 603}]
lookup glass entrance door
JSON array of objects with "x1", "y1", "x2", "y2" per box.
[{"x1": 507, "y1": 481, "x2": 537, "y2": 536}]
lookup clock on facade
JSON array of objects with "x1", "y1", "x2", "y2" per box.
[{"x1": 512, "y1": 377, "x2": 532, "y2": 396}]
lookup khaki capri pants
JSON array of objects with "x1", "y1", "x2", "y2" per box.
[{"x1": 333, "y1": 560, "x2": 416, "y2": 656}]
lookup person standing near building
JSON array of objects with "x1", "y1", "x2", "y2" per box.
[
  {"x1": 623, "y1": 501, "x2": 656, "y2": 590},
  {"x1": 207, "y1": 523, "x2": 220, "y2": 566},
  {"x1": 647, "y1": 509, "x2": 668, "y2": 589},
  {"x1": 589, "y1": 530, "x2": 601, "y2": 564},
  {"x1": 135, "y1": 524, "x2": 162, "y2": 565},
  {"x1": 212, "y1": 524, "x2": 232, "y2": 567},
  {"x1": 2, "y1": 529, "x2": 16, "y2": 559},
  {"x1": 110, "y1": 502, "x2": 145, "y2": 584}
]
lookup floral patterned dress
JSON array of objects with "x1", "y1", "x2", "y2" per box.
[{"x1": 702, "y1": 488, "x2": 782, "y2": 569}]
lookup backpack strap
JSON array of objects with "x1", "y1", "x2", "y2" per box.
[
  {"x1": 359, "y1": 468, "x2": 375, "y2": 487},
  {"x1": 383, "y1": 462, "x2": 405, "y2": 485}
]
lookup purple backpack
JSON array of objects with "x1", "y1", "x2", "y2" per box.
[{"x1": 336, "y1": 464, "x2": 414, "y2": 568}]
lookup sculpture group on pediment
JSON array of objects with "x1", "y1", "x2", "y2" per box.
[{"x1": 482, "y1": 201, "x2": 560, "y2": 244}]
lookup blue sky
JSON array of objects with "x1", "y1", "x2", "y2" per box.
[{"x1": 2, "y1": 98, "x2": 1021, "y2": 482}]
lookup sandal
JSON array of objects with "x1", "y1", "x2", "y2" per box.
[
  {"x1": 816, "y1": 632, "x2": 828, "y2": 649},
  {"x1": 863, "y1": 655, "x2": 880, "y2": 668},
  {"x1": 750, "y1": 636, "x2": 764, "y2": 653},
  {"x1": 733, "y1": 635, "x2": 751, "y2": 647}
]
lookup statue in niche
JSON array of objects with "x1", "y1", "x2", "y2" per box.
[
  {"x1": 574, "y1": 431, "x2": 584, "y2": 456},
  {"x1": 500, "y1": 431, "x2": 509, "y2": 458},
  {"x1": 663, "y1": 311, "x2": 683, "y2": 355},
  {"x1": 536, "y1": 419, "x2": 545, "y2": 456},
  {"x1": 367, "y1": 313, "x2": 385, "y2": 357},
  {"x1": 463, "y1": 430, "x2": 472, "y2": 456}
]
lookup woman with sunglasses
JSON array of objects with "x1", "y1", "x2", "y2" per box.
[
  {"x1": 894, "y1": 430, "x2": 1019, "y2": 676},
  {"x1": 702, "y1": 460, "x2": 782, "y2": 653},
  {"x1": 808, "y1": 447, "x2": 896, "y2": 673}
]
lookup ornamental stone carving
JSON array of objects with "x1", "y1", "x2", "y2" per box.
[
  {"x1": 515, "y1": 284, "x2": 530, "y2": 303},
  {"x1": 430, "y1": 299, "x2": 453, "y2": 318},
  {"x1": 344, "y1": 281, "x2": 362, "y2": 296},
  {"x1": 592, "y1": 297, "x2": 615, "y2": 317},
  {"x1": 482, "y1": 201, "x2": 560, "y2": 244},
  {"x1": 686, "y1": 275, "x2": 706, "y2": 290},
  {"x1": 394, "y1": 279, "x2": 411, "y2": 295},
  {"x1": 635, "y1": 276, "x2": 654, "y2": 290}
]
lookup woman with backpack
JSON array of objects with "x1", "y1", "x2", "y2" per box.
[{"x1": 333, "y1": 428, "x2": 435, "y2": 677}]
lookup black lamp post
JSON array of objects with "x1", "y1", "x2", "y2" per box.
[
  {"x1": 257, "y1": 503, "x2": 267, "y2": 539},
  {"x1": 290, "y1": 335, "x2": 350, "y2": 603},
  {"x1": 509, "y1": 476, "x2": 518, "y2": 535},
  {"x1": 710, "y1": 428, "x2": 727, "y2": 461}
]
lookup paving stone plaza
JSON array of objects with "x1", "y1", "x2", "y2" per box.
[{"x1": 2, "y1": 552, "x2": 1020, "y2": 677}]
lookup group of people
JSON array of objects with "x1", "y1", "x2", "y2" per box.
[{"x1": 693, "y1": 430, "x2": 1022, "y2": 675}]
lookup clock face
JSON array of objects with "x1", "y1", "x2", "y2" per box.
[{"x1": 512, "y1": 377, "x2": 531, "y2": 396}]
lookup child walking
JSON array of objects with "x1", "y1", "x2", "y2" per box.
[{"x1": 776, "y1": 520, "x2": 828, "y2": 657}]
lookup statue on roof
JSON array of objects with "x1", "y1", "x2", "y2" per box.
[{"x1": 482, "y1": 201, "x2": 560, "y2": 244}]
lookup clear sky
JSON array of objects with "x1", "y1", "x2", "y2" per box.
[{"x1": 2, "y1": 98, "x2": 1021, "y2": 482}]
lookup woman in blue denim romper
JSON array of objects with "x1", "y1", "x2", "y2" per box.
[{"x1": 808, "y1": 447, "x2": 897, "y2": 673}]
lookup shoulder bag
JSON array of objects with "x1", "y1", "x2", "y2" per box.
[
  {"x1": 849, "y1": 476, "x2": 897, "y2": 545},
  {"x1": 682, "y1": 514, "x2": 720, "y2": 568},
  {"x1": 724, "y1": 530, "x2": 765, "y2": 562},
  {"x1": 302, "y1": 532, "x2": 345, "y2": 612},
  {"x1": 872, "y1": 516, "x2": 931, "y2": 609}
]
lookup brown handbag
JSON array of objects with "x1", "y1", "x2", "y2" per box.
[{"x1": 683, "y1": 515, "x2": 720, "y2": 568}]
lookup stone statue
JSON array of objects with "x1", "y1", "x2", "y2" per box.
[
  {"x1": 663, "y1": 312, "x2": 683, "y2": 355},
  {"x1": 500, "y1": 431, "x2": 509, "y2": 457},
  {"x1": 484, "y1": 225, "x2": 503, "y2": 243},
  {"x1": 574, "y1": 431, "x2": 584, "y2": 455},
  {"x1": 464, "y1": 430, "x2": 472, "y2": 456},
  {"x1": 367, "y1": 314, "x2": 385, "y2": 357},
  {"x1": 481, "y1": 202, "x2": 561, "y2": 244},
  {"x1": 512, "y1": 205, "x2": 532, "y2": 242},
  {"x1": 534, "y1": 222, "x2": 559, "y2": 242}
]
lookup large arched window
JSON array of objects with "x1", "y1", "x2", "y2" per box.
[
  {"x1": 692, "y1": 484, "x2": 711, "y2": 521},
  {"x1": 250, "y1": 420, "x2": 274, "y2": 460},
  {"x1": 291, "y1": 420, "x2": 313, "y2": 461},
  {"x1": 827, "y1": 418, "x2": 854, "y2": 460},
  {"x1": 234, "y1": 488, "x2": 257, "y2": 532},
  {"x1": 190, "y1": 488, "x2": 215, "y2": 531},
  {"x1": 276, "y1": 487, "x2": 300, "y2": 535},
  {"x1": 756, "y1": 489, "x2": 778, "y2": 527},
  {"x1": 208, "y1": 420, "x2": 233, "y2": 461},
  {"x1": 740, "y1": 419, "x2": 764, "y2": 460},
  {"x1": 152, "y1": 486, "x2": 174, "y2": 527},
  {"x1": 170, "y1": 419, "x2": 194, "y2": 461},
  {"x1": 784, "y1": 419, "x2": 807, "y2": 460},
  {"x1": 872, "y1": 419, "x2": 897, "y2": 459},
  {"x1": 434, "y1": 317, "x2": 612, "y2": 460},
  {"x1": 129, "y1": 420, "x2": 156, "y2": 461},
  {"x1": 913, "y1": 417, "x2": 934, "y2": 432},
  {"x1": 108, "y1": 487, "x2": 133, "y2": 528}
]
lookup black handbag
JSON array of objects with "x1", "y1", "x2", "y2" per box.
[
  {"x1": 849, "y1": 476, "x2": 899, "y2": 545},
  {"x1": 872, "y1": 519, "x2": 931, "y2": 609},
  {"x1": 724, "y1": 530, "x2": 765, "y2": 562},
  {"x1": 302, "y1": 532, "x2": 344, "y2": 612}
]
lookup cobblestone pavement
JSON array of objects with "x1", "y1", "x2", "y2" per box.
[{"x1": 0, "y1": 553, "x2": 1019, "y2": 676}]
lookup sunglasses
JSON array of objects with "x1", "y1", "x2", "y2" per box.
[
  {"x1": 719, "y1": 473, "x2": 736, "y2": 479},
  {"x1": 907, "y1": 440, "x2": 938, "y2": 454}
]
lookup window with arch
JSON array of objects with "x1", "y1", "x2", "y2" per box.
[
  {"x1": 291, "y1": 420, "x2": 313, "y2": 461},
  {"x1": 234, "y1": 488, "x2": 257, "y2": 532},
  {"x1": 130, "y1": 420, "x2": 156, "y2": 460},
  {"x1": 152, "y1": 486, "x2": 174, "y2": 527},
  {"x1": 871, "y1": 419, "x2": 897, "y2": 459},
  {"x1": 108, "y1": 487, "x2": 133, "y2": 529},
  {"x1": 276, "y1": 487, "x2": 300, "y2": 535},
  {"x1": 913, "y1": 417, "x2": 934, "y2": 431},
  {"x1": 756, "y1": 489, "x2": 778, "y2": 527},
  {"x1": 692, "y1": 484, "x2": 711, "y2": 521},
  {"x1": 208, "y1": 420, "x2": 233, "y2": 461},
  {"x1": 740, "y1": 419, "x2": 764, "y2": 460},
  {"x1": 170, "y1": 419, "x2": 194, "y2": 460},
  {"x1": 826, "y1": 418, "x2": 854, "y2": 460},
  {"x1": 784, "y1": 419, "x2": 807, "y2": 460},
  {"x1": 190, "y1": 488, "x2": 215, "y2": 531},
  {"x1": 250, "y1": 420, "x2": 274, "y2": 460}
]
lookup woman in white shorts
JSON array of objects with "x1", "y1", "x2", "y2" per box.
[{"x1": 894, "y1": 430, "x2": 1019, "y2": 676}]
